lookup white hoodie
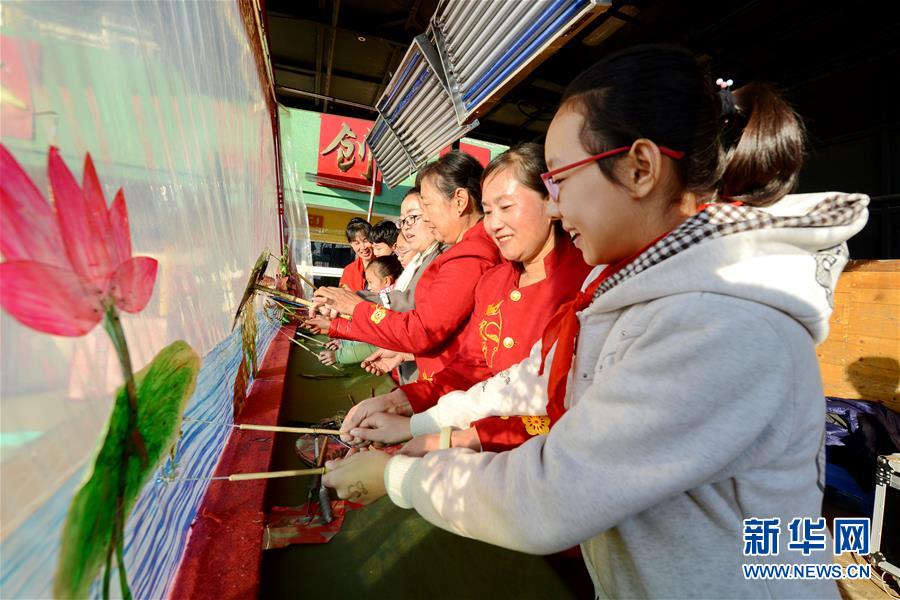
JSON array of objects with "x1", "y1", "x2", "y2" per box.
[{"x1": 386, "y1": 192, "x2": 869, "y2": 599}]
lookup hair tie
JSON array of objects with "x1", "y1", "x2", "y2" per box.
[{"x1": 716, "y1": 77, "x2": 738, "y2": 121}]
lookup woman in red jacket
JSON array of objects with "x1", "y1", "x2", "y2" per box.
[
  {"x1": 310, "y1": 151, "x2": 501, "y2": 379},
  {"x1": 338, "y1": 144, "x2": 593, "y2": 452}
]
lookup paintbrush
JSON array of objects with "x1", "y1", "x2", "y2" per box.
[
  {"x1": 296, "y1": 272, "x2": 316, "y2": 289},
  {"x1": 174, "y1": 467, "x2": 326, "y2": 482},
  {"x1": 184, "y1": 418, "x2": 340, "y2": 435},
  {"x1": 294, "y1": 330, "x2": 328, "y2": 346},
  {"x1": 276, "y1": 330, "x2": 342, "y2": 370},
  {"x1": 255, "y1": 285, "x2": 351, "y2": 320}
]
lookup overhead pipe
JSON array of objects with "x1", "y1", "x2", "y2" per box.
[
  {"x1": 276, "y1": 86, "x2": 376, "y2": 112},
  {"x1": 377, "y1": 52, "x2": 421, "y2": 114},
  {"x1": 454, "y1": 2, "x2": 519, "y2": 63},
  {"x1": 402, "y1": 111, "x2": 456, "y2": 157},
  {"x1": 387, "y1": 66, "x2": 432, "y2": 123},
  {"x1": 436, "y1": 0, "x2": 463, "y2": 34},
  {"x1": 322, "y1": 0, "x2": 341, "y2": 113},
  {"x1": 367, "y1": 0, "x2": 606, "y2": 188},
  {"x1": 381, "y1": 59, "x2": 426, "y2": 119},
  {"x1": 466, "y1": 1, "x2": 589, "y2": 108},
  {"x1": 413, "y1": 115, "x2": 472, "y2": 159},
  {"x1": 374, "y1": 139, "x2": 408, "y2": 173},
  {"x1": 442, "y1": 0, "x2": 494, "y2": 59},
  {"x1": 370, "y1": 123, "x2": 415, "y2": 177},
  {"x1": 395, "y1": 80, "x2": 444, "y2": 136},
  {"x1": 456, "y1": 1, "x2": 558, "y2": 87},
  {"x1": 470, "y1": 0, "x2": 580, "y2": 90},
  {"x1": 457, "y1": 1, "x2": 561, "y2": 84},
  {"x1": 403, "y1": 91, "x2": 458, "y2": 145},
  {"x1": 454, "y1": 0, "x2": 544, "y2": 73},
  {"x1": 444, "y1": 0, "x2": 481, "y2": 46}
]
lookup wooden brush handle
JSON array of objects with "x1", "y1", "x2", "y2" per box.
[
  {"x1": 227, "y1": 467, "x2": 325, "y2": 481},
  {"x1": 237, "y1": 423, "x2": 341, "y2": 435}
]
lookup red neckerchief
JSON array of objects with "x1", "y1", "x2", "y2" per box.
[
  {"x1": 538, "y1": 232, "x2": 669, "y2": 423},
  {"x1": 537, "y1": 200, "x2": 744, "y2": 422}
]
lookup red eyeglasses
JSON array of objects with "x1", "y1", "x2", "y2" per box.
[{"x1": 540, "y1": 145, "x2": 685, "y2": 201}]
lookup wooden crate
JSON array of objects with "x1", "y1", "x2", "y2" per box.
[{"x1": 817, "y1": 260, "x2": 900, "y2": 413}]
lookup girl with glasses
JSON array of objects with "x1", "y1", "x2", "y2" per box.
[{"x1": 324, "y1": 45, "x2": 867, "y2": 598}]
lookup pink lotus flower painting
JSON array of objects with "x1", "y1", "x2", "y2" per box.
[{"x1": 0, "y1": 145, "x2": 157, "y2": 335}]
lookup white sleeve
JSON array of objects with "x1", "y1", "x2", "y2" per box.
[
  {"x1": 386, "y1": 298, "x2": 793, "y2": 554},
  {"x1": 409, "y1": 266, "x2": 604, "y2": 436},
  {"x1": 409, "y1": 340, "x2": 552, "y2": 436}
]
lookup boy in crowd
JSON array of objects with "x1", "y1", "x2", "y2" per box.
[
  {"x1": 339, "y1": 217, "x2": 373, "y2": 291},
  {"x1": 371, "y1": 220, "x2": 400, "y2": 257}
]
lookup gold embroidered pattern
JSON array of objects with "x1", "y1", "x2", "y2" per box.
[
  {"x1": 478, "y1": 300, "x2": 503, "y2": 368},
  {"x1": 370, "y1": 305, "x2": 388, "y2": 324},
  {"x1": 521, "y1": 416, "x2": 550, "y2": 436},
  {"x1": 419, "y1": 371, "x2": 434, "y2": 382}
]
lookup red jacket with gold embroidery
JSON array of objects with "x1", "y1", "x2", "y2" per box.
[
  {"x1": 339, "y1": 257, "x2": 366, "y2": 291},
  {"x1": 328, "y1": 223, "x2": 501, "y2": 377},
  {"x1": 400, "y1": 233, "x2": 592, "y2": 452}
]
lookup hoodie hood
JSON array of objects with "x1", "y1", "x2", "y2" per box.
[{"x1": 585, "y1": 192, "x2": 870, "y2": 344}]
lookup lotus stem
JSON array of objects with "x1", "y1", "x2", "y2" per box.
[{"x1": 103, "y1": 304, "x2": 148, "y2": 466}]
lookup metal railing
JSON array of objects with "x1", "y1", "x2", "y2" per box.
[{"x1": 367, "y1": 0, "x2": 608, "y2": 188}]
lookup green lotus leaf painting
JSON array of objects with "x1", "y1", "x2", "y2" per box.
[{"x1": 54, "y1": 340, "x2": 200, "y2": 599}]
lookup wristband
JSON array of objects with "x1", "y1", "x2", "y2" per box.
[{"x1": 439, "y1": 426, "x2": 452, "y2": 449}]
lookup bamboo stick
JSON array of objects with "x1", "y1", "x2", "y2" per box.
[
  {"x1": 184, "y1": 417, "x2": 340, "y2": 435},
  {"x1": 175, "y1": 467, "x2": 327, "y2": 483},
  {"x1": 255, "y1": 284, "x2": 351, "y2": 320},
  {"x1": 277, "y1": 329, "x2": 342, "y2": 370},
  {"x1": 294, "y1": 330, "x2": 327, "y2": 346},
  {"x1": 227, "y1": 468, "x2": 325, "y2": 481},
  {"x1": 295, "y1": 340, "x2": 316, "y2": 354},
  {"x1": 296, "y1": 273, "x2": 316, "y2": 289},
  {"x1": 236, "y1": 423, "x2": 341, "y2": 435},
  {"x1": 255, "y1": 284, "x2": 313, "y2": 307}
]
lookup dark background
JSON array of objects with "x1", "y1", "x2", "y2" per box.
[{"x1": 265, "y1": 0, "x2": 900, "y2": 258}]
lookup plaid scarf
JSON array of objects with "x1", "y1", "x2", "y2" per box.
[{"x1": 538, "y1": 195, "x2": 866, "y2": 422}]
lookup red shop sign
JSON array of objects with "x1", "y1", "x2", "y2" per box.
[{"x1": 317, "y1": 114, "x2": 382, "y2": 194}]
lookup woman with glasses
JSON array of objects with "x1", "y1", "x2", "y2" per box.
[
  {"x1": 358, "y1": 188, "x2": 442, "y2": 314},
  {"x1": 358, "y1": 188, "x2": 444, "y2": 383},
  {"x1": 338, "y1": 144, "x2": 592, "y2": 453},
  {"x1": 323, "y1": 45, "x2": 868, "y2": 598},
  {"x1": 311, "y1": 151, "x2": 501, "y2": 383}
]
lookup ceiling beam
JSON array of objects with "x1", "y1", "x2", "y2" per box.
[
  {"x1": 404, "y1": 0, "x2": 425, "y2": 31},
  {"x1": 277, "y1": 86, "x2": 376, "y2": 112},
  {"x1": 274, "y1": 59, "x2": 384, "y2": 86},
  {"x1": 268, "y1": 11, "x2": 409, "y2": 48},
  {"x1": 314, "y1": 23, "x2": 324, "y2": 108},
  {"x1": 322, "y1": 0, "x2": 340, "y2": 113}
]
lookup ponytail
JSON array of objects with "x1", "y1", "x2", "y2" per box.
[
  {"x1": 561, "y1": 46, "x2": 807, "y2": 207},
  {"x1": 719, "y1": 82, "x2": 806, "y2": 206}
]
